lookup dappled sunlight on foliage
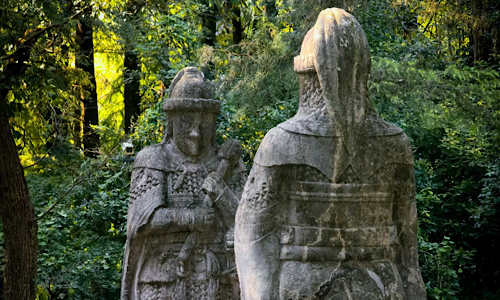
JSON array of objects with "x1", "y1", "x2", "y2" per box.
[
  {"x1": 28, "y1": 146, "x2": 130, "y2": 299},
  {"x1": 1, "y1": 0, "x2": 499, "y2": 299},
  {"x1": 369, "y1": 56, "x2": 500, "y2": 299}
]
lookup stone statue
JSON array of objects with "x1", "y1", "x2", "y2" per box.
[
  {"x1": 121, "y1": 67, "x2": 246, "y2": 300},
  {"x1": 234, "y1": 8, "x2": 427, "y2": 300}
]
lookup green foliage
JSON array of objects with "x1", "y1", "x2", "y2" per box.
[
  {"x1": 198, "y1": 2, "x2": 302, "y2": 162},
  {"x1": 418, "y1": 235, "x2": 476, "y2": 300},
  {"x1": 133, "y1": 2, "x2": 201, "y2": 106},
  {"x1": 207, "y1": 18, "x2": 299, "y2": 109},
  {"x1": 27, "y1": 146, "x2": 129, "y2": 299},
  {"x1": 415, "y1": 160, "x2": 476, "y2": 299},
  {"x1": 356, "y1": 1, "x2": 446, "y2": 68},
  {"x1": 1, "y1": 0, "x2": 107, "y2": 160},
  {"x1": 473, "y1": 159, "x2": 500, "y2": 235},
  {"x1": 130, "y1": 100, "x2": 166, "y2": 149},
  {"x1": 108, "y1": 0, "x2": 205, "y2": 109},
  {"x1": 94, "y1": 39, "x2": 126, "y2": 153},
  {"x1": 217, "y1": 98, "x2": 297, "y2": 165},
  {"x1": 2, "y1": 0, "x2": 499, "y2": 299},
  {"x1": 370, "y1": 56, "x2": 500, "y2": 299}
]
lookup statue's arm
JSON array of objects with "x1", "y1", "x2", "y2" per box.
[
  {"x1": 148, "y1": 207, "x2": 213, "y2": 233},
  {"x1": 202, "y1": 169, "x2": 247, "y2": 229},
  {"x1": 129, "y1": 167, "x2": 212, "y2": 235},
  {"x1": 393, "y1": 163, "x2": 427, "y2": 299},
  {"x1": 235, "y1": 164, "x2": 283, "y2": 300}
]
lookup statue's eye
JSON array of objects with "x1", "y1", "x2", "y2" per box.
[{"x1": 180, "y1": 117, "x2": 192, "y2": 128}]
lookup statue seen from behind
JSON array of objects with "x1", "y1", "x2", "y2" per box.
[{"x1": 234, "y1": 8, "x2": 427, "y2": 300}]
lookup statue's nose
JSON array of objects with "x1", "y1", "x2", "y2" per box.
[{"x1": 189, "y1": 128, "x2": 201, "y2": 140}]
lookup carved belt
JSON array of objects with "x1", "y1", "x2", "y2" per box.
[
  {"x1": 288, "y1": 182, "x2": 394, "y2": 202},
  {"x1": 280, "y1": 245, "x2": 395, "y2": 261},
  {"x1": 287, "y1": 182, "x2": 395, "y2": 228},
  {"x1": 146, "y1": 233, "x2": 226, "y2": 252},
  {"x1": 279, "y1": 225, "x2": 396, "y2": 262},
  {"x1": 165, "y1": 194, "x2": 205, "y2": 209},
  {"x1": 280, "y1": 226, "x2": 397, "y2": 246}
]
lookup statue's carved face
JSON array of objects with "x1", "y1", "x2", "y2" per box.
[{"x1": 172, "y1": 111, "x2": 216, "y2": 158}]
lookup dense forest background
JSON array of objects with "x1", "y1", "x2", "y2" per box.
[{"x1": 0, "y1": 0, "x2": 499, "y2": 299}]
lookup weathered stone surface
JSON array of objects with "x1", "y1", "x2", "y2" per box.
[
  {"x1": 121, "y1": 67, "x2": 246, "y2": 300},
  {"x1": 234, "y1": 8, "x2": 426, "y2": 300}
]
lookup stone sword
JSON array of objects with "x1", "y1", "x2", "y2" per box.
[{"x1": 176, "y1": 139, "x2": 242, "y2": 277}]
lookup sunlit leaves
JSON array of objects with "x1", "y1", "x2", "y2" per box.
[
  {"x1": 28, "y1": 150, "x2": 130, "y2": 299},
  {"x1": 370, "y1": 55, "x2": 500, "y2": 299}
]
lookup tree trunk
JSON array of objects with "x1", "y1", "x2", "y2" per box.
[
  {"x1": 0, "y1": 6, "x2": 81, "y2": 298},
  {"x1": 124, "y1": 50, "x2": 141, "y2": 134},
  {"x1": 231, "y1": 3, "x2": 242, "y2": 45},
  {"x1": 471, "y1": 0, "x2": 489, "y2": 62},
  {"x1": 200, "y1": 0, "x2": 217, "y2": 79},
  {"x1": 0, "y1": 96, "x2": 38, "y2": 300},
  {"x1": 264, "y1": 0, "x2": 277, "y2": 21},
  {"x1": 76, "y1": 7, "x2": 99, "y2": 157},
  {"x1": 202, "y1": 1, "x2": 217, "y2": 46},
  {"x1": 123, "y1": 0, "x2": 144, "y2": 135}
]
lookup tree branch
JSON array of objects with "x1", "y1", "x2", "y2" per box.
[
  {"x1": 214, "y1": 48, "x2": 258, "y2": 63},
  {"x1": 422, "y1": 0, "x2": 443, "y2": 35},
  {"x1": 22, "y1": 104, "x2": 68, "y2": 169},
  {"x1": 32, "y1": 144, "x2": 118, "y2": 223},
  {"x1": 0, "y1": 9, "x2": 85, "y2": 97}
]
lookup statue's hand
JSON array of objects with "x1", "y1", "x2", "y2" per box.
[
  {"x1": 225, "y1": 227, "x2": 235, "y2": 249},
  {"x1": 202, "y1": 172, "x2": 227, "y2": 199},
  {"x1": 193, "y1": 207, "x2": 215, "y2": 232},
  {"x1": 175, "y1": 259, "x2": 186, "y2": 278}
]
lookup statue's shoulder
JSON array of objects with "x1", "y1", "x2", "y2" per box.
[
  {"x1": 256, "y1": 127, "x2": 290, "y2": 152},
  {"x1": 254, "y1": 127, "x2": 302, "y2": 166},
  {"x1": 361, "y1": 112, "x2": 404, "y2": 137},
  {"x1": 132, "y1": 141, "x2": 179, "y2": 172},
  {"x1": 361, "y1": 113, "x2": 413, "y2": 165}
]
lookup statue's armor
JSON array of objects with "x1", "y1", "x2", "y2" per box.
[
  {"x1": 281, "y1": 171, "x2": 396, "y2": 263},
  {"x1": 279, "y1": 165, "x2": 407, "y2": 299},
  {"x1": 235, "y1": 10, "x2": 426, "y2": 296},
  {"x1": 237, "y1": 128, "x2": 414, "y2": 299},
  {"x1": 137, "y1": 165, "x2": 224, "y2": 299},
  {"x1": 122, "y1": 67, "x2": 245, "y2": 300},
  {"x1": 123, "y1": 142, "x2": 245, "y2": 300}
]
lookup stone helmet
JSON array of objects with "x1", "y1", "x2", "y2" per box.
[
  {"x1": 163, "y1": 67, "x2": 220, "y2": 141},
  {"x1": 292, "y1": 8, "x2": 376, "y2": 154},
  {"x1": 164, "y1": 67, "x2": 220, "y2": 113}
]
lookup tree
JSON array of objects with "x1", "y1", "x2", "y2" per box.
[
  {"x1": 226, "y1": 0, "x2": 243, "y2": 44},
  {"x1": 201, "y1": 0, "x2": 218, "y2": 47},
  {"x1": 409, "y1": 0, "x2": 500, "y2": 64},
  {"x1": 122, "y1": 0, "x2": 144, "y2": 135},
  {"x1": 123, "y1": 50, "x2": 141, "y2": 135},
  {"x1": 76, "y1": 5, "x2": 100, "y2": 157},
  {"x1": 0, "y1": 94, "x2": 38, "y2": 300},
  {"x1": 0, "y1": 1, "x2": 92, "y2": 298},
  {"x1": 264, "y1": 0, "x2": 277, "y2": 20}
]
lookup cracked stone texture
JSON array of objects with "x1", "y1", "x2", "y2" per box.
[
  {"x1": 121, "y1": 67, "x2": 246, "y2": 300},
  {"x1": 234, "y1": 8, "x2": 427, "y2": 300}
]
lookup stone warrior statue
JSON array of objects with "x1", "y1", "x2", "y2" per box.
[
  {"x1": 121, "y1": 67, "x2": 246, "y2": 300},
  {"x1": 234, "y1": 8, "x2": 426, "y2": 300}
]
